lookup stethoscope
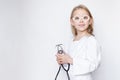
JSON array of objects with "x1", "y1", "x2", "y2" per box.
[{"x1": 55, "y1": 44, "x2": 70, "y2": 80}]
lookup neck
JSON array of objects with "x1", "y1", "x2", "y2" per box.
[
  {"x1": 77, "y1": 31, "x2": 88, "y2": 37},
  {"x1": 74, "y1": 31, "x2": 90, "y2": 41}
]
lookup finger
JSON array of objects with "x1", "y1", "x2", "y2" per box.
[
  {"x1": 56, "y1": 59, "x2": 61, "y2": 64},
  {"x1": 57, "y1": 54, "x2": 63, "y2": 56},
  {"x1": 58, "y1": 58, "x2": 62, "y2": 61},
  {"x1": 59, "y1": 61, "x2": 63, "y2": 64},
  {"x1": 56, "y1": 57, "x2": 62, "y2": 61},
  {"x1": 56, "y1": 55, "x2": 63, "y2": 60}
]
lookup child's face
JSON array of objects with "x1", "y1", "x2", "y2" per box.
[{"x1": 71, "y1": 9, "x2": 92, "y2": 33}]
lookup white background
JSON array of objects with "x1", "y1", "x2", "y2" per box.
[{"x1": 0, "y1": 0, "x2": 120, "y2": 80}]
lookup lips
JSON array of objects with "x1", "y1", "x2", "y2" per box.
[{"x1": 78, "y1": 24, "x2": 85, "y2": 27}]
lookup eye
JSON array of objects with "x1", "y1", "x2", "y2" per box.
[
  {"x1": 83, "y1": 16, "x2": 89, "y2": 20},
  {"x1": 75, "y1": 17, "x2": 79, "y2": 20},
  {"x1": 73, "y1": 16, "x2": 79, "y2": 20}
]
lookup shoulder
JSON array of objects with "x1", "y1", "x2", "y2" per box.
[
  {"x1": 87, "y1": 35, "x2": 101, "y2": 49},
  {"x1": 88, "y1": 35, "x2": 97, "y2": 41},
  {"x1": 87, "y1": 35, "x2": 98, "y2": 46}
]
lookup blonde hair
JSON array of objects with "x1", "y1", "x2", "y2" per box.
[{"x1": 70, "y1": 4, "x2": 94, "y2": 36}]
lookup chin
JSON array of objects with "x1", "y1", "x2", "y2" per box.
[
  {"x1": 75, "y1": 26, "x2": 88, "y2": 32},
  {"x1": 77, "y1": 28, "x2": 86, "y2": 32}
]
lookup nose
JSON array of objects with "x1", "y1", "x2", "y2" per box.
[{"x1": 79, "y1": 18, "x2": 84, "y2": 23}]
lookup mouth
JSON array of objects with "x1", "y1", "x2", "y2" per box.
[{"x1": 78, "y1": 24, "x2": 85, "y2": 27}]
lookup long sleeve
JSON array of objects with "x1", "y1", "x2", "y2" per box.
[{"x1": 72, "y1": 37, "x2": 101, "y2": 75}]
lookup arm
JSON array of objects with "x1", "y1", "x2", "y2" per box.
[{"x1": 72, "y1": 38, "x2": 101, "y2": 75}]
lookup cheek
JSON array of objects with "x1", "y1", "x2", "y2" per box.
[
  {"x1": 70, "y1": 19, "x2": 75, "y2": 25},
  {"x1": 71, "y1": 21, "x2": 78, "y2": 27},
  {"x1": 85, "y1": 20, "x2": 90, "y2": 24},
  {"x1": 85, "y1": 21, "x2": 90, "y2": 26}
]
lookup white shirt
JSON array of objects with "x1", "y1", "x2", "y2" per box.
[{"x1": 64, "y1": 35, "x2": 101, "y2": 80}]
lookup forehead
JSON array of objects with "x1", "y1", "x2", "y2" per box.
[{"x1": 73, "y1": 9, "x2": 89, "y2": 16}]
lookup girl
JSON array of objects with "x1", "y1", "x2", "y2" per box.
[{"x1": 56, "y1": 4, "x2": 101, "y2": 80}]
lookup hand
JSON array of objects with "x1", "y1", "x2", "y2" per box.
[{"x1": 56, "y1": 53, "x2": 73, "y2": 64}]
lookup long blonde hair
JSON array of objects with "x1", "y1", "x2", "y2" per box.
[{"x1": 70, "y1": 4, "x2": 94, "y2": 36}]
